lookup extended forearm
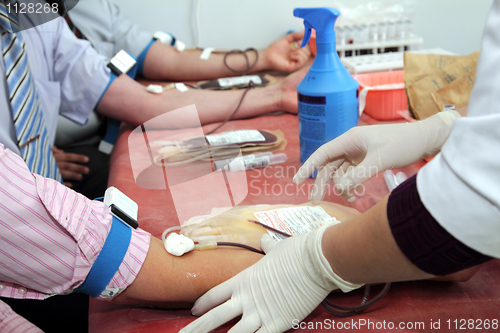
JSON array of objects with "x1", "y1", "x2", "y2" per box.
[
  {"x1": 322, "y1": 195, "x2": 434, "y2": 285},
  {"x1": 114, "y1": 237, "x2": 262, "y2": 306},
  {"x1": 96, "y1": 74, "x2": 282, "y2": 129},
  {"x1": 142, "y1": 42, "x2": 269, "y2": 81},
  {"x1": 96, "y1": 75, "x2": 160, "y2": 126}
]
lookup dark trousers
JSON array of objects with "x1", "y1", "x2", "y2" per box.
[
  {"x1": 63, "y1": 143, "x2": 110, "y2": 200},
  {"x1": 1, "y1": 293, "x2": 89, "y2": 332}
]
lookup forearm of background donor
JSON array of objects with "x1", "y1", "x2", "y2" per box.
[
  {"x1": 113, "y1": 237, "x2": 262, "y2": 307},
  {"x1": 142, "y1": 42, "x2": 268, "y2": 81},
  {"x1": 321, "y1": 195, "x2": 434, "y2": 285},
  {"x1": 96, "y1": 74, "x2": 281, "y2": 128}
]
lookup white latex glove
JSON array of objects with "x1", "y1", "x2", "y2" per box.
[
  {"x1": 293, "y1": 110, "x2": 461, "y2": 202},
  {"x1": 180, "y1": 225, "x2": 363, "y2": 333}
]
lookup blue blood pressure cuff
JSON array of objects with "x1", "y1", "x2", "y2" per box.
[
  {"x1": 73, "y1": 215, "x2": 131, "y2": 298},
  {"x1": 98, "y1": 50, "x2": 138, "y2": 154},
  {"x1": 136, "y1": 40, "x2": 156, "y2": 76},
  {"x1": 153, "y1": 31, "x2": 176, "y2": 46},
  {"x1": 137, "y1": 31, "x2": 183, "y2": 75},
  {"x1": 153, "y1": 31, "x2": 185, "y2": 52},
  {"x1": 74, "y1": 192, "x2": 138, "y2": 298},
  {"x1": 98, "y1": 50, "x2": 138, "y2": 103},
  {"x1": 107, "y1": 50, "x2": 138, "y2": 78}
]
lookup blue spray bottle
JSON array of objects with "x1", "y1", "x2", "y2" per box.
[{"x1": 294, "y1": 8, "x2": 359, "y2": 165}]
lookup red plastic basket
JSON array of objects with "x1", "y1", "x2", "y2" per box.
[
  {"x1": 354, "y1": 70, "x2": 407, "y2": 120},
  {"x1": 309, "y1": 30, "x2": 317, "y2": 55}
]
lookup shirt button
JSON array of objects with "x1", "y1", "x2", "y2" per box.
[
  {"x1": 0, "y1": 283, "x2": 5, "y2": 291},
  {"x1": 17, "y1": 287, "x2": 27, "y2": 295}
]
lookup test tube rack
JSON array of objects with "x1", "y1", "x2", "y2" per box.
[{"x1": 333, "y1": 20, "x2": 423, "y2": 73}]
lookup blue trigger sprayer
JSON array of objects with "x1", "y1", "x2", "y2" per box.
[{"x1": 294, "y1": 8, "x2": 359, "y2": 167}]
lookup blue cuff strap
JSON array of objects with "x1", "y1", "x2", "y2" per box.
[
  {"x1": 127, "y1": 54, "x2": 138, "y2": 80},
  {"x1": 96, "y1": 72, "x2": 117, "y2": 106},
  {"x1": 168, "y1": 33, "x2": 176, "y2": 46},
  {"x1": 137, "y1": 39, "x2": 157, "y2": 76},
  {"x1": 74, "y1": 215, "x2": 132, "y2": 298},
  {"x1": 97, "y1": 50, "x2": 139, "y2": 105},
  {"x1": 102, "y1": 118, "x2": 121, "y2": 147}
]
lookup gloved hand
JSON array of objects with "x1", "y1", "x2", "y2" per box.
[
  {"x1": 179, "y1": 225, "x2": 362, "y2": 333},
  {"x1": 293, "y1": 110, "x2": 461, "y2": 202}
]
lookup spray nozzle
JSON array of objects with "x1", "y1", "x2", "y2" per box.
[
  {"x1": 293, "y1": 7, "x2": 340, "y2": 47},
  {"x1": 301, "y1": 22, "x2": 313, "y2": 48}
]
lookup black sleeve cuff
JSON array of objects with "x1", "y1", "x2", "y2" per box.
[{"x1": 387, "y1": 174, "x2": 492, "y2": 276}]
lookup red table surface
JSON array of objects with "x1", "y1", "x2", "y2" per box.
[{"x1": 89, "y1": 112, "x2": 500, "y2": 333}]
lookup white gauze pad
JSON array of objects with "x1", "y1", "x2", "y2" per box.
[{"x1": 164, "y1": 233, "x2": 195, "y2": 256}]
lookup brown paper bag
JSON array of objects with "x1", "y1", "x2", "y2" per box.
[
  {"x1": 405, "y1": 51, "x2": 479, "y2": 119},
  {"x1": 432, "y1": 69, "x2": 476, "y2": 111},
  {"x1": 404, "y1": 53, "x2": 466, "y2": 87}
]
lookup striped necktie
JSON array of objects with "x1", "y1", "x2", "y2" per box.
[{"x1": 0, "y1": 3, "x2": 61, "y2": 181}]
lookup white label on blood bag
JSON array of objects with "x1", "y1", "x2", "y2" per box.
[
  {"x1": 206, "y1": 130, "x2": 265, "y2": 146},
  {"x1": 254, "y1": 206, "x2": 339, "y2": 241},
  {"x1": 218, "y1": 75, "x2": 262, "y2": 88}
]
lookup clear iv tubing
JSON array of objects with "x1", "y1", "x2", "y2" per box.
[
  {"x1": 150, "y1": 79, "x2": 257, "y2": 167},
  {"x1": 162, "y1": 216, "x2": 266, "y2": 254},
  {"x1": 152, "y1": 140, "x2": 247, "y2": 167},
  {"x1": 180, "y1": 213, "x2": 260, "y2": 238},
  {"x1": 195, "y1": 214, "x2": 392, "y2": 316},
  {"x1": 218, "y1": 213, "x2": 293, "y2": 237},
  {"x1": 161, "y1": 215, "x2": 390, "y2": 316},
  {"x1": 215, "y1": 216, "x2": 391, "y2": 315},
  {"x1": 151, "y1": 140, "x2": 218, "y2": 167},
  {"x1": 161, "y1": 226, "x2": 182, "y2": 242},
  {"x1": 151, "y1": 139, "x2": 259, "y2": 167},
  {"x1": 272, "y1": 224, "x2": 392, "y2": 317},
  {"x1": 322, "y1": 283, "x2": 392, "y2": 317}
]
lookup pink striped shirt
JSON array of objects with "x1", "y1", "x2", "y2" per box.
[{"x1": 0, "y1": 144, "x2": 151, "y2": 331}]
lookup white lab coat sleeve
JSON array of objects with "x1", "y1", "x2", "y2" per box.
[{"x1": 417, "y1": 0, "x2": 500, "y2": 258}]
